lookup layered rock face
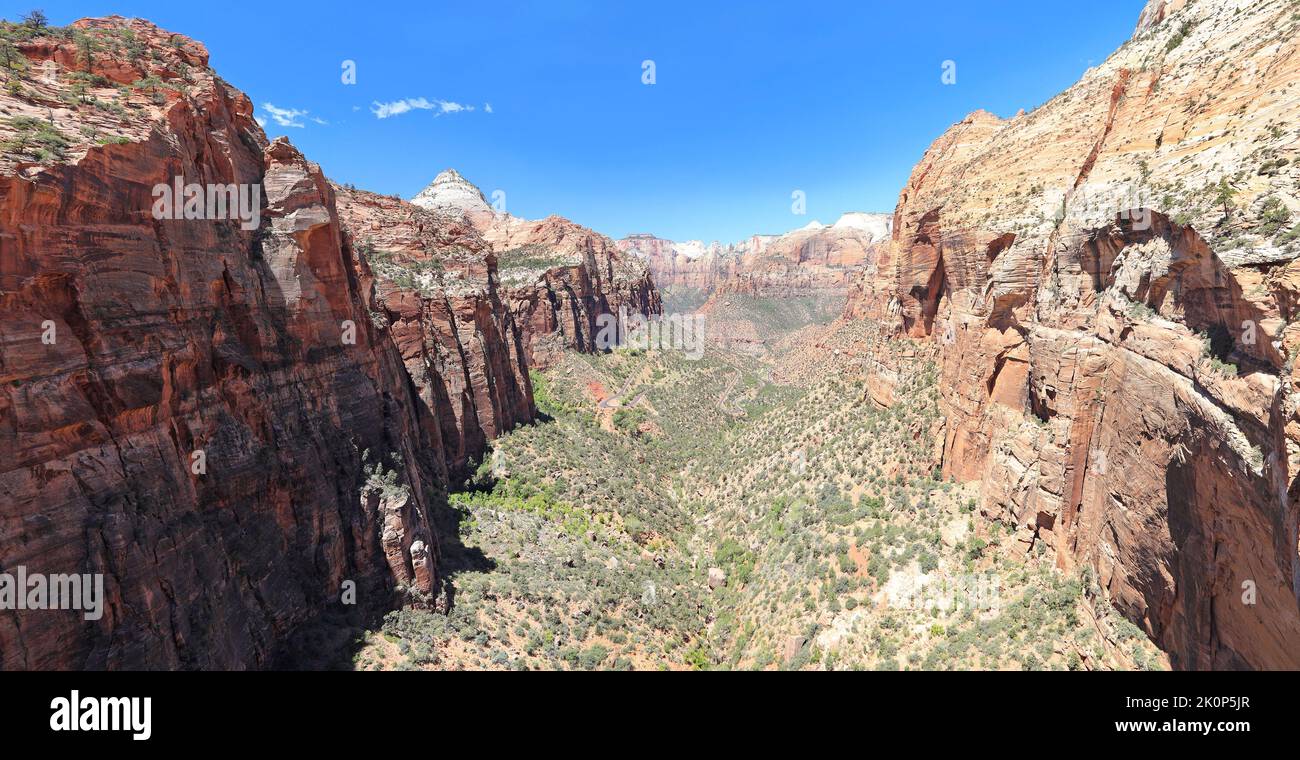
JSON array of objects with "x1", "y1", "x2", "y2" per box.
[
  {"x1": 0, "y1": 19, "x2": 667, "y2": 668},
  {"x1": 332, "y1": 186, "x2": 534, "y2": 473},
  {"x1": 0, "y1": 18, "x2": 468, "y2": 669},
  {"x1": 619, "y1": 234, "x2": 767, "y2": 293},
  {"x1": 1135, "y1": 0, "x2": 1190, "y2": 33},
  {"x1": 412, "y1": 170, "x2": 661, "y2": 368},
  {"x1": 843, "y1": 0, "x2": 1300, "y2": 668},
  {"x1": 620, "y1": 212, "x2": 891, "y2": 301}
]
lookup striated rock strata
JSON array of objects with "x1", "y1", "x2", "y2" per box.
[
  {"x1": 842, "y1": 0, "x2": 1300, "y2": 669},
  {"x1": 412, "y1": 170, "x2": 661, "y2": 368},
  {"x1": 620, "y1": 213, "x2": 891, "y2": 302},
  {"x1": 332, "y1": 185, "x2": 534, "y2": 474},
  {"x1": 0, "y1": 18, "x2": 528, "y2": 669}
]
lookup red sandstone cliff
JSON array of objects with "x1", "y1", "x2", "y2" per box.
[
  {"x1": 620, "y1": 213, "x2": 891, "y2": 302},
  {"x1": 0, "y1": 17, "x2": 664, "y2": 669},
  {"x1": 332, "y1": 186, "x2": 534, "y2": 473},
  {"x1": 0, "y1": 17, "x2": 530, "y2": 669},
  {"x1": 412, "y1": 170, "x2": 661, "y2": 368},
  {"x1": 0, "y1": 18, "x2": 444, "y2": 668},
  {"x1": 618, "y1": 235, "x2": 753, "y2": 294},
  {"x1": 842, "y1": 0, "x2": 1300, "y2": 669}
]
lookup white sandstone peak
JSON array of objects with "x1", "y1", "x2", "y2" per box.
[
  {"x1": 411, "y1": 168, "x2": 491, "y2": 214},
  {"x1": 831, "y1": 212, "x2": 893, "y2": 241}
]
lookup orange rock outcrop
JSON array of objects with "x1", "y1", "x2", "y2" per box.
[
  {"x1": 0, "y1": 17, "x2": 652, "y2": 668},
  {"x1": 843, "y1": 0, "x2": 1300, "y2": 668}
]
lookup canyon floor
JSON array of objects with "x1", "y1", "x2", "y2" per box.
[
  {"x1": 306, "y1": 297, "x2": 1169, "y2": 671},
  {"x1": 5, "y1": 1, "x2": 1297, "y2": 674}
]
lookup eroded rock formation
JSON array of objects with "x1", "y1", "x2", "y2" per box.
[
  {"x1": 412, "y1": 170, "x2": 661, "y2": 368},
  {"x1": 843, "y1": 0, "x2": 1300, "y2": 669},
  {"x1": 0, "y1": 18, "x2": 448, "y2": 669},
  {"x1": 0, "y1": 17, "x2": 650, "y2": 670},
  {"x1": 620, "y1": 213, "x2": 891, "y2": 301},
  {"x1": 332, "y1": 185, "x2": 534, "y2": 474}
]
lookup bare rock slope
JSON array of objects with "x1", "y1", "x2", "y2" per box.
[
  {"x1": 620, "y1": 213, "x2": 892, "y2": 302},
  {"x1": 0, "y1": 17, "x2": 646, "y2": 669},
  {"x1": 412, "y1": 170, "x2": 661, "y2": 368},
  {"x1": 0, "y1": 18, "x2": 453, "y2": 668},
  {"x1": 843, "y1": 0, "x2": 1300, "y2": 668},
  {"x1": 332, "y1": 185, "x2": 535, "y2": 474}
]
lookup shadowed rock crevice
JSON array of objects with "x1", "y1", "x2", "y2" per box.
[
  {"x1": 0, "y1": 16, "x2": 667, "y2": 670},
  {"x1": 837, "y1": 0, "x2": 1300, "y2": 669}
]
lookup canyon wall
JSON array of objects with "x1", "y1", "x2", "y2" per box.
[
  {"x1": 332, "y1": 186, "x2": 534, "y2": 474},
  {"x1": 619, "y1": 213, "x2": 891, "y2": 302},
  {"x1": 619, "y1": 234, "x2": 760, "y2": 294},
  {"x1": 0, "y1": 17, "x2": 649, "y2": 669},
  {"x1": 412, "y1": 170, "x2": 661, "y2": 369},
  {"x1": 0, "y1": 19, "x2": 446, "y2": 668},
  {"x1": 845, "y1": 0, "x2": 1300, "y2": 669}
]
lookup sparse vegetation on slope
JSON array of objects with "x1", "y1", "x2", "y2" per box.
[{"x1": 354, "y1": 306, "x2": 1167, "y2": 671}]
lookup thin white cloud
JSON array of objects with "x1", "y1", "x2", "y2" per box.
[
  {"x1": 370, "y1": 97, "x2": 476, "y2": 119},
  {"x1": 484, "y1": 102, "x2": 493, "y2": 114},
  {"x1": 260, "y1": 103, "x2": 319, "y2": 128}
]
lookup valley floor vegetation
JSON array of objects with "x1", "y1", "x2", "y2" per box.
[{"x1": 344, "y1": 305, "x2": 1167, "y2": 671}]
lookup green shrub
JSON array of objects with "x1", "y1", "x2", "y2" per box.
[{"x1": 3, "y1": 115, "x2": 70, "y2": 162}]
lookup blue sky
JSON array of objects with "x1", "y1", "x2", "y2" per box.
[{"x1": 37, "y1": 1, "x2": 1143, "y2": 242}]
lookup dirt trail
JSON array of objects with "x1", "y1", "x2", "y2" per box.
[
  {"x1": 597, "y1": 363, "x2": 654, "y2": 410},
  {"x1": 717, "y1": 363, "x2": 773, "y2": 418}
]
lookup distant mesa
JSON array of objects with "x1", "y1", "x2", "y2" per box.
[{"x1": 616, "y1": 211, "x2": 893, "y2": 300}]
